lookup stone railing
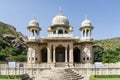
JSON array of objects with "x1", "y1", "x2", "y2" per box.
[
  {"x1": 48, "y1": 34, "x2": 73, "y2": 38},
  {"x1": 74, "y1": 63, "x2": 120, "y2": 68},
  {"x1": 1, "y1": 63, "x2": 120, "y2": 68},
  {"x1": 1, "y1": 63, "x2": 120, "y2": 78}
]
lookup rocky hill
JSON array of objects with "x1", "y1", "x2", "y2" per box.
[
  {"x1": 0, "y1": 22, "x2": 27, "y2": 62},
  {"x1": 0, "y1": 22, "x2": 27, "y2": 51}
]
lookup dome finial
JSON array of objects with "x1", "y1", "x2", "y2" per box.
[
  {"x1": 59, "y1": 7, "x2": 62, "y2": 15},
  {"x1": 33, "y1": 16, "x2": 36, "y2": 20},
  {"x1": 85, "y1": 14, "x2": 88, "y2": 20}
]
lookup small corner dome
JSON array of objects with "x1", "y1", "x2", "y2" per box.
[
  {"x1": 29, "y1": 18, "x2": 39, "y2": 27},
  {"x1": 69, "y1": 27, "x2": 73, "y2": 31},
  {"x1": 47, "y1": 27, "x2": 52, "y2": 32},
  {"x1": 52, "y1": 14, "x2": 69, "y2": 25},
  {"x1": 81, "y1": 19, "x2": 92, "y2": 27}
]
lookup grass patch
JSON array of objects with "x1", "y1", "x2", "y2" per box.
[
  {"x1": 98, "y1": 78, "x2": 120, "y2": 80},
  {"x1": 90, "y1": 75, "x2": 120, "y2": 80},
  {"x1": 0, "y1": 79, "x2": 21, "y2": 80},
  {"x1": 0, "y1": 75, "x2": 20, "y2": 79}
]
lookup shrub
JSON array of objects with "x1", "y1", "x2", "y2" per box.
[
  {"x1": 95, "y1": 75, "x2": 120, "y2": 78},
  {"x1": 20, "y1": 73, "x2": 30, "y2": 80},
  {"x1": 90, "y1": 75, "x2": 120, "y2": 80},
  {"x1": 90, "y1": 75, "x2": 99, "y2": 80},
  {"x1": 0, "y1": 75, "x2": 20, "y2": 79}
]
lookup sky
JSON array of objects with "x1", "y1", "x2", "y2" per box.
[{"x1": 0, "y1": 0, "x2": 120, "y2": 40}]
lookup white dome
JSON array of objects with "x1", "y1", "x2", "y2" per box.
[
  {"x1": 81, "y1": 19, "x2": 92, "y2": 27},
  {"x1": 52, "y1": 14, "x2": 69, "y2": 25},
  {"x1": 29, "y1": 18, "x2": 39, "y2": 27},
  {"x1": 69, "y1": 27, "x2": 73, "y2": 32},
  {"x1": 47, "y1": 27, "x2": 52, "y2": 32}
]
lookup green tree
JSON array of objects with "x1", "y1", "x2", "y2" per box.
[
  {"x1": 93, "y1": 45, "x2": 104, "y2": 62},
  {"x1": 13, "y1": 54, "x2": 27, "y2": 62},
  {"x1": 102, "y1": 48, "x2": 120, "y2": 63}
]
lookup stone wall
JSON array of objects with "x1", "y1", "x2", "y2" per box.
[{"x1": 0, "y1": 63, "x2": 120, "y2": 80}]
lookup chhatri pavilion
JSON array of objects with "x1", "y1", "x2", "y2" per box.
[
  {"x1": 26, "y1": 9, "x2": 94, "y2": 68},
  {"x1": 25, "y1": 8, "x2": 95, "y2": 80}
]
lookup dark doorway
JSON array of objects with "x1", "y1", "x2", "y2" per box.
[
  {"x1": 73, "y1": 47, "x2": 80, "y2": 62},
  {"x1": 58, "y1": 29, "x2": 63, "y2": 34},
  {"x1": 41, "y1": 47, "x2": 47, "y2": 62},
  {"x1": 56, "y1": 45, "x2": 65, "y2": 62}
]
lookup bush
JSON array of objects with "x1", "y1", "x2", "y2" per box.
[
  {"x1": 0, "y1": 75, "x2": 20, "y2": 79},
  {"x1": 20, "y1": 73, "x2": 30, "y2": 80},
  {"x1": 90, "y1": 75, "x2": 99, "y2": 80},
  {"x1": 95, "y1": 75, "x2": 120, "y2": 78},
  {"x1": 13, "y1": 54, "x2": 27, "y2": 62},
  {"x1": 90, "y1": 75, "x2": 120, "y2": 80}
]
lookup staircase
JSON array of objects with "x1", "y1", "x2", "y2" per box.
[
  {"x1": 35, "y1": 68, "x2": 84, "y2": 80},
  {"x1": 64, "y1": 69, "x2": 84, "y2": 80}
]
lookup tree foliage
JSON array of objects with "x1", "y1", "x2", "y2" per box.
[
  {"x1": 13, "y1": 54, "x2": 27, "y2": 62},
  {"x1": 94, "y1": 37, "x2": 120, "y2": 63},
  {"x1": 0, "y1": 38, "x2": 27, "y2": 62},
  {"x1": 102, "y1": 48, "x2": 120, "y2": 63},
  {"x1": 93, "y1": 45, "x2": 104, "y2": 62}
]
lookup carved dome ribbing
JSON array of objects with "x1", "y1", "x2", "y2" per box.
[
  {"x1": 52, "y1": 14, "x2": 69, "y2": 26},
  {"x1": 81, "y1": 19, "x2": 92, "y2": 27},
  {"x1": 29, "y1": 18, "x2": 39, "y2": 27}
]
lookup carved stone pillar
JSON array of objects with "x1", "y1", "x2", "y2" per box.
[
  {"x1": 69, "y1": 44, "x2": 73, "y2": 67},
  {"x1": 53, "y1": 46, "x2": 56, "y2": 63},
  {"x1": 47, "y1": 44, "x2": 51, "y2": 63},
  {"x1": 65, "y1": 47, "x2": 68, "y2": 63}
]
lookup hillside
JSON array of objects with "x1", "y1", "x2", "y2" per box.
[
  {"x1": 0, "y1": 21, "x2": 27, "y2": 62},
  {"x1": 0, "y1": 22, "x2": 19, "y2": 36},
  {"x1": 94, "y1": 38, "x2": 120, "y2": 63},
  {"x1": 95, "y1": 37, "x2": 120, "y2": 50}
]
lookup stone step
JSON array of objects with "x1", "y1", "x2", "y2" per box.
[{"x1": 35, "y1": 68, "x2": 84, "y2": 80}]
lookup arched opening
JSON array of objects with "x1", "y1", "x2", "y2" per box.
[
  {"x1": 35, "y1": 30, "x2": 38, "y2": 34},
  {"x1": 87, "y1": 57, "x2": 89, "y2": 60},
  {"x1": 83, "y1": 57, "x2": 85, "y2": 61},
  {"x1": 83, "y1": 30, "x2": 85, "y2": 37},
  {"x1": 65, "y1": 30, "x2": 68, "y2": 34},
  {"x1": 73, "y1": 47, "x2": 80, "y2": 62},
  {"x1": 51, "y1": 45, "x2": 53, "y2": 62},
  {"x1": 67, "y1": 45, "x2": 69, "y2": 62},
  {"x1": 58, "y1": 29, "x2": 63, "y2": 34},
  {"x1": 41, "y1": 47, "x2": 47, "y2": 62},
  {"x1": 32, "y1": 29, "x2": 34, "y2": 36},
  {"x1": 55, "y1": 45, "x2": 65, "y2": 62},
  {"x1": 86, "y1": 29, "x2": 89, "y2": 37},
  {"x1": 53, "y1": 30, "x2": 56, "y2": 34}
]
